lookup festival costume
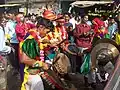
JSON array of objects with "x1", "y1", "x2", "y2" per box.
[
  {"x1": 20, "y1": 27, "x2": 67, "y2": 90},
  {"x1": 20, "y1": 30, "x2": 48, "y2": 90},
  {"x1": 92, "y1": 18, "x2": 110, "y2": 45},
  {"x1": 74, "y1": 23, "x2": 93, "y2": 49},
  {"x1": 73, "y1": 23, "x2": 95, "y2": 85}
]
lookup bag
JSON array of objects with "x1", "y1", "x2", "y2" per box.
[{"x1": 80, "y1": 53, "x2": 90, "y2": 75}]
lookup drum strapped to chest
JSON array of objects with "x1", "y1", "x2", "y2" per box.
[{"x1": 52, "y1": 53, "x2": 71, "y2": 75}]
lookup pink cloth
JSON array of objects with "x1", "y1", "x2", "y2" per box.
[{"x1": 15, "y1": 23, "x2": 35, "y2": 42}]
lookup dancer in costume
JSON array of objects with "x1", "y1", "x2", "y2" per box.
[
  {"x1": 20, "y1": 17, "x2": 55, "y2": 90},
  {"x1": 43, "y1": 10, "x2": 68, "y2": 43},
  {"x1": 74, "y1": 18, "x2": 95, "y2": 88}
]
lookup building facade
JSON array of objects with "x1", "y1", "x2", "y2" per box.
[
  {"x1": 0, "y1": 0, "x2": 5, "y2": 13},
  {"x1": 5, "y1": 0, "x2": 57, "y2": 15}
]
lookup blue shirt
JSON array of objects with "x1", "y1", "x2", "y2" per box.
[
  {"x1": 5, "y1": 20, "x2": 18, "y2": 43},
  {"x1": 108, "y1": 23, "x2": 118, "y2": 38}
]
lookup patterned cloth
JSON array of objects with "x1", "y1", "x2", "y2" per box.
[
  {"x1": 20, "y1": 30, "x2": 45, "y2": 90},
  {"x1": 93, "y1": 18, "x2": 108, "y2": 38},
  {"x1": 108, "y1": 23, "x2": 118, "y2": 39},
  {"x1": 15, "y1": 23, "x2": 35, "y2": 42}
]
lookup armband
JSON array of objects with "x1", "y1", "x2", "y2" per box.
[{"x1": 33, "y1": 61, "x2": 43, "y2": 67}]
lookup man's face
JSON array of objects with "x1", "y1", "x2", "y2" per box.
[
  {"x1": 38, "y1": 25, "x2": 50, "y2": 38},
  {"x1": 59, "y1": 22, "x2": 64, "y2": 26},
  {"x1": 1, "y1": 18, "x2": 7, "y2": 26},
  {"x1": 8, "y1": 13, "x2": 14, "y2": 20},
  {"x1": 16, "y1": 14, "x2": 24, "y2": 22},
  {"x1": 64, "y1": 15, "x2": 70, "y2": 21},
  {"x1": 84, "y1": 16, "x2": 88, "y2": 22},
  {"x1": 111, "y1": 19, "x2": 115, "y2": 24}
]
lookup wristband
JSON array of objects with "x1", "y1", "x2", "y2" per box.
[{"x1": 33, "y1": 61, "x2": 43, "y2": 67}]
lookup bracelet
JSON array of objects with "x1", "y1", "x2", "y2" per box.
[{"x1": 33, "y1": 61, "x2": 43, "y2": 67}]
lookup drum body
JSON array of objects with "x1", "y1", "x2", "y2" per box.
[
  {"x1": 53, "y1": 53, "x2": 71, "y2": 75},
  {"x1": 40, "y1": 69, "x2": 68, "y2": 90}
]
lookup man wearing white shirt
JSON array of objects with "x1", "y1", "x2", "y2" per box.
[
  {"x1": 69, "y1": 14, "x2": 76, "y2": 29},
  {"x1": 83, "y1": 15, "x2": 92, "y2": 26},
  {"x1": 0, "y1": 26, "x2": 11, "y2": 53}
]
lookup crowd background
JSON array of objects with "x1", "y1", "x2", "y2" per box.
[{"x1": 0, "y1": 2, "x2": 119, "y2": 90}]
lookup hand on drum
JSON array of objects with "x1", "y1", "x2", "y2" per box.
[
  {"x1": 49, "y1": 42, "x2": 59, "y2": 47},
  {"x1": 42, "y1": 62, "x2": 49, "y2": 70},
  {"x1": 42, "y1": 39, "x2": 50, "y2": 44}
]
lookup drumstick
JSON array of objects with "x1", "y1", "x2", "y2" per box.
[
  {"x1": 45, "y1": 56, "x2": 60, "y2": 69},
  {"x1": 52, "y1": 56, "x2": 60, "y2": 65},
  {"x1": 56, "y1": 39, "x2": 66, "y2": 46}
]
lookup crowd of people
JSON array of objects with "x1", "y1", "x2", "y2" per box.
[{"x1": 0, "y1": 7, "x2": 119, "y2": 90}]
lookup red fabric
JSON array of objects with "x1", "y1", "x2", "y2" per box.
[
  {"x1": 56, "y1": 26, "x2": 68, "y2": 41},
  {"x1": 43, "y1": 10, "x2": 56, "y2": 20},
  {"x1": 74, "y1": 24, "x2": 93, "y2": 48},
  {"x1": 92, "y1": 18, "x2": 108, "y2": 35},
  {"x1": 15, "y1": 22, "x2": 35, "y2": 42}
]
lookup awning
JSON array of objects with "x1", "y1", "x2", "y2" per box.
[
  {"x1": 0, "y1": 4, "x2": 22, "y2": 7},
  {"x1": 70, "y1": 1, "x2": 114, "y2": 8}
]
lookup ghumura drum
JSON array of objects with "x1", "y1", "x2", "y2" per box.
[
  {"x1": 53, "y1": 53, "x2": 71, "y2": 75},
  {"x1": 40, "y1": 69, "x2": 69, "y2": 90}
]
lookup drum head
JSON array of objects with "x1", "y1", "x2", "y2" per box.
[{"x1": 91, "y1": 38, "x2": 120, "y2": 70}]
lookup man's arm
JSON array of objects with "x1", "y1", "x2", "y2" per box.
[
  {"x1": 21, "y1": 52, "x2": 48, "y2": 70},
  {"x1": 0, "y1": 27, "x2": 5, "y2": 51}
]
